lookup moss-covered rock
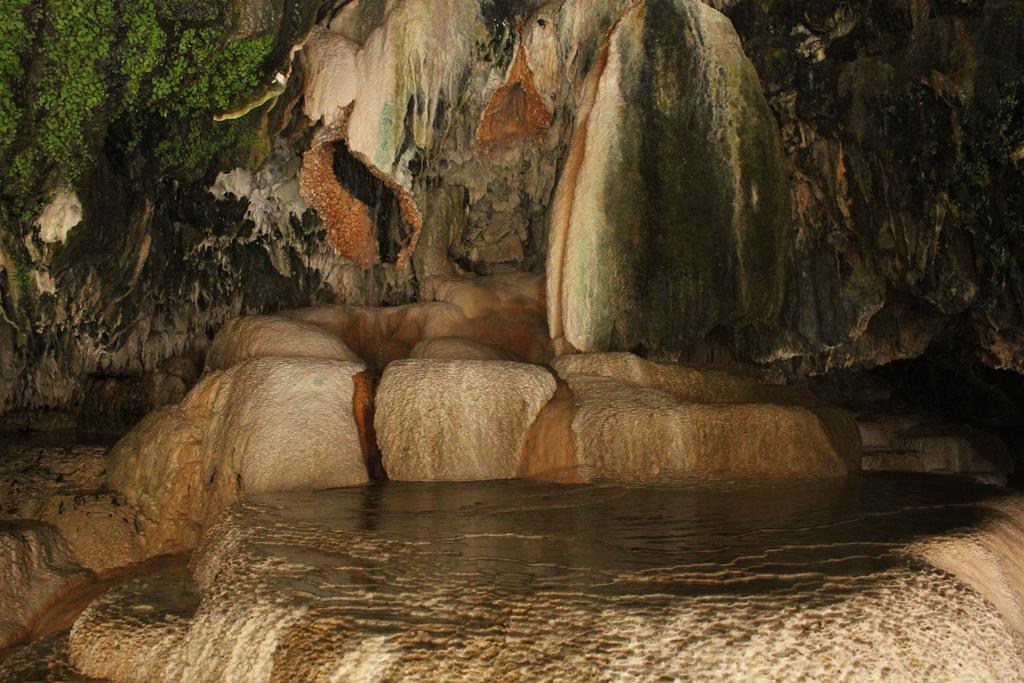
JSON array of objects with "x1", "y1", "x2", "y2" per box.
[
  {"x1": 721, "y1": 0, "x2": 1024, "y2": 374},
  {"x1": 549, "y1": 0, "x2": 789, "y2": 353}
]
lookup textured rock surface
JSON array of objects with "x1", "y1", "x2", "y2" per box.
[
  {"x1": 0, "y1": 631, "x2": 89, "y2": 683},
  {"x1": 548, "y1": 0, "x2": 788, "y2": 353},
  {"x1": 913, "y1": 497, "x2": 1024, "y2": 637},
  {"x1": 63, "y1": 482, "x2": 1024, "y2": 681},
  {"x1": 719, "y1": 0, "x2": 1024, "y2": 376},
  {"x1": 205, "y1": 314, "x2": 363, "y2": 371},
  {"x1": 1, "y1": 0, "x2": 1023, "y2": 432},
  {"x1": 409, "y1": 337, "x2": 517, "y2": 361},
  {"x1": 36, "y1": 493, "x2": 145, "y2": 575},
  {"x1": 0, "y1": 442, "x2": 143, "y2": 573},
  {"x1": 107, "y1": 358, "x2": 368, "y2": 556},
  {"x1": 860, "y1": 414, "x2": 1014, "y2": 485},
  {"x1": 530, "y1": 352, "x2": 858, "y2": 482},
  {"x1": 35, "y1": 187, "x2": 82, "y2": 245},
  {"x1": 0, "y1": 444, "x2": 107, "y2": 520},
  {"x1": 285, "y1": 273, "x2": 553, "y2": 365},
  {"x1": 0, "y1": 521, "x2": 90, "y2": 649},
  {"x1": 553, "y1": 352, "x2": 802, "y2": 404},
  {"x1": 562, "y1": 376, "x2": 849, "y2": 481},
  {"x1": 517, "y1": 382, "x2": 579, "y2": 483},
  {"x1": 69, "y1": 564, "x2": 200, "y2": 683},
  {"x1": 376, "y1": 360, "x2": 556, "y2": 481}
]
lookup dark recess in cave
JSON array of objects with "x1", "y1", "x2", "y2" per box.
[
  {"x1": 331, "y1": 140, "x2": 409, "y2": 265},
  {"x1": 816, "y1": 345, "x2": 1024, "y2": 486},
  {"x1": 872, "y1": 349, "x2": 1024, "y2": 479}
]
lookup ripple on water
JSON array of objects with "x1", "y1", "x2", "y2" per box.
[{"x1": 56, "y1": 475, "x2": 1024, "y2": 681}]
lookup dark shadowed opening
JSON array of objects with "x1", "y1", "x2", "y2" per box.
[{"x1": 332, "y1": 140, "x2": 409, "y2": 264}]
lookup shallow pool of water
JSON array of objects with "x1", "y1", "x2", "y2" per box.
[{"x1": 62, "y1": 473, "x2": 1024, "y2": 681}]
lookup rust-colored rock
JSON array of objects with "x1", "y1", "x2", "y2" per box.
[
  {"x1": 284, "y1": 273, "x2": 553, "y2": 366},
  {"x1": 475, "y1": 41, "x2": 553, "y2": 150},
  {"x1": 352, "y1": 371, "x2": 385, "y2": 480},
  {"x1": 299, "y1": 141, "x2": 379, "y2": 268}
]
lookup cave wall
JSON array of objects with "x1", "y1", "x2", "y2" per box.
[
  {"x1": 719, "y1": 0, "x2": 1024, "y2": 376},
  {"x1": 0, "y1": 0, "x2": 412, "y2": 415},
  {"x1": 1, "y1": 0, "x2": 1022, "y2": 421}
]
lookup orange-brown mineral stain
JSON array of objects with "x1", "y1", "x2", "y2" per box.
[
  {"x1": 475, "y1": 42, "x2": 553, "y2": 150},
  {"x1": 352, "y1": 371, "x2": 386, "y2": 480},
  {"x1": 299, "y1": 141, "x2": 380, "y2": 268}
]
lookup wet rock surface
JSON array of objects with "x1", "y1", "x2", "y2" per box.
[
  {"x1": 107, "y1": 357, "x2": 369, "y2": 557},
  {"x1": 2, "y1": 0, "x2": 1023, "y2": 677},
  {"x1": 283, "y1": 273, "x2": 553, "y2": 366},
  {"x1": 0, "y1": 441, "x2": 144, "y2": 574},
  {"x1": 62, "y1": 478, "x2": 1024, "y2": 681},
  {"x1": 0, "y1": 631, "x2": 98, "y2": 683},
  {"x1": 719, "y1": 0, "x2": 1024, "y2": 375},
  {"x1": 0, "y1": 521, "x2": 91, "y2": 649},
  {"x1": 376, "y1": 360, "x2": 556, "y2": 481},
  {"x1": 547, "y1": 0, "x2": 789, "y2": 354},
  {"x1": 205, "y1": 314, "x2": 365, "y2": 370},
  {"x1": 518, "y1": 352, "x2": 860, "y2": 482},
  {"x1": 0, "y1": 444, "x2": 107, "y2": 520},
  {"x1": 0, "y1": 0, "x2": 1021, "y2": 446},
  {"x1": 554, "y1": 375, "x2": 850, "y2": 482},
  {"x1": 69, "y1": 564, "x2": 200, "y2": 683}
]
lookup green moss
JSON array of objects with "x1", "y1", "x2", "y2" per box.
[
  {"x1": 150, "y1": 29, "x2": 271, "y2": 116},
  {"x1": 996, "y1": 91, "x2": 1024, "y2": 159},
  {"x1": 154, "y1": 116, "x2": 262, "y2": 179},
  {"x1": 1, "y1": 0, "x2": 275, "y2": 198},
  {"x1": 0, "y1": 202, "x2": 36, "y2": 305},
  {"x1": 34, "y1": 0, "x2": 117, "y2": 183},
  {"x1": 953, "y1": 79, "x2": 1024, "y2": 281},
  {"x1": 0, "y1": 0, "x2": 32, "y2": 159},
  {"x1": 119, "y1": 0, "x2": 167, "y2": 108},
  {"x1": 939, "y1": 270, "x2": 962, "y2": 299},
  {"x1": 140, "y1": 28, "x2": 272, "y2": 177}
]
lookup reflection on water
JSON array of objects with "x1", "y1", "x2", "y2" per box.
[
  {"x1": 27, "y1": 474, "x2": 1024, "y2": 681},
  {"x1": 256, "y1": 473, "x2": 996, "y2": 594}
]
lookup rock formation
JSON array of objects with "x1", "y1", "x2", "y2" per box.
[
  {"x1": 859, "y1": 414, "x2": 1014, "y2": 485},
  {"x1": 205, "y1": 314, "x2": 364, "y2": 371},
  {"x1": 0, "y1": 521, "x2": 90, "y2": 649},
  {"x1": 2, "y1": 0, "x2": 1024, "y2": 678},
  {"x1": 68, "y1": 564, "x2": 200, "y2": 683},
  {"x1": 61, "y1": 484, "x2": 1024, "y2": 681},
  {"x1": 282, "y1": 273, "x2": 553, "y2": 366},
  {"x1": 409, "y1": 337, "x2": 518, "y2": 361},
  {"x1": 298, "y1": 139, "x2": 380, "y2": 267},
  {"x1": 107, "y1": 358, "x2": 369, "y2": 556},
  {"x1": 475, "y1": 40, "x2": 554, "y2": 149},
  {"x1": 0, "y1": 0, "x2": 1019, "y2": 434},
  {"x1": 375, "y1": 359, "x2": 556, "y2": 481},
  {"x1": 517, "y1": 352, "x2": 858, "y2": 482},
  {"x1": 547, "y1": 0, "x2": 789, "y2": 354}
]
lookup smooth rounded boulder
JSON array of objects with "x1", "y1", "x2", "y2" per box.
[
  {"x1": 107, "y1": 358, "x2": 370, "y2": 557},
  {"x1": 521, "y1": 353, "x2": 858, "y2": 482},
  {"x1": 205, "y1": 315, "x2": 363, "y2": 371},
  {"x1": 375, "y1": 360, "x2": 556, "y2": 481}
]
